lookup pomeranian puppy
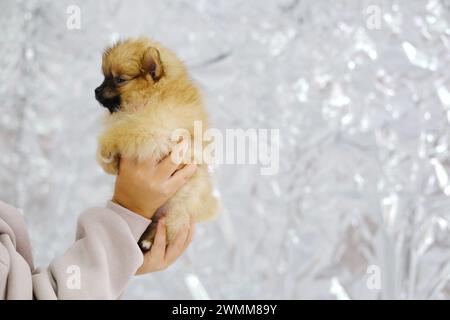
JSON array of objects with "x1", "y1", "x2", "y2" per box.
[{"x1": 94, "y1": 37, "x2": 218, "y2": 251}]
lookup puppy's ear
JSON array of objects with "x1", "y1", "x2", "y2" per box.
[{"x1": 141, "y1": 47, "x2": 164, "y2": 81}]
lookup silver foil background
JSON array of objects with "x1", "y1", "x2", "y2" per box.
[{"x1": 0, "y1": 0, "x2": 449, "y2": 299}]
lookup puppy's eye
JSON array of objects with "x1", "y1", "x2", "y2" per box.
[{"x1": 114, "y1": 77, "x2": 127, "y2": 85}]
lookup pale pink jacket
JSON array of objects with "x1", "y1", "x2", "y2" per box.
[{"x1": 0, "y1": 200, "x2": 151, "y2": 300}]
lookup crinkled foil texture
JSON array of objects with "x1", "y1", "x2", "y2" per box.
[{"x1": 0, "y1": 0, "x2": 449, "y2": 299}]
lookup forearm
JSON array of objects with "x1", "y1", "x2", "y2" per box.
[{"x1": 32, "y1": 202, "x2": 150, "y2": 300}]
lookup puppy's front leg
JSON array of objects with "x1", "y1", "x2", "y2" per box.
[{"x1": 97, "y1": 134, "x2": 120, "y2": 175}]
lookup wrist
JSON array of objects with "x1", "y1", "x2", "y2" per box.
[
  {"x1": 111, "y1": 195, "x2": 155, "y2": 219},
  {"x1": 106, "y1": 201, "x2": 152, "y2": 242}
]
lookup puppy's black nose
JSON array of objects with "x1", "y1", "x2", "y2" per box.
[{"x1": 95, "y1": 87, "x2": 101, "y2": 96}]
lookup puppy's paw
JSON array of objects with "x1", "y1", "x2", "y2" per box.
[
  {"x1": 97, "y1": 146, "x2": 119, "y2": 175},
  {"x1": 138, "y1": 222, "x2": 158, "y2": 252}
]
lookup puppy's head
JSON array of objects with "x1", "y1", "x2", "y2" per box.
[{"x1": 95, "y1": 38, "x2": 165, "y2": 113}]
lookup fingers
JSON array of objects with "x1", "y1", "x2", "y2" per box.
[
  {"x1": 140, "y1": 217, "x2": 196, "y2": 274},
  {"x1": 119, "y1": 156, "x2": 153, "y2": 174},
  {"x1": 165, "y1": 222, "x2": 190, "y2": 264},
  {"x1": 120, "y1": 154, "x2": 159, "y2": 175},
  {"x1": 149, "y1": 218, "x2": 167, "y2": 260},
  {"x1": 165, "y1": 163, "x2": 197, "y2": 191},
  {"x1": 157, "y1": 141, "x2": 189, "y2": 179},
  {"x1": 118, "y1": 141, "x2": 191, "y2": 182},
  {"x1": 140, "y1": 154, "x2": 159, "y2": 167}
]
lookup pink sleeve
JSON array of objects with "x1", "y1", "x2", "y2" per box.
[
  {"x1": 30, "y1": 202, "x2": 150, "y2": 299},
  {"x1": 1, "y1": 200, "x2": 151, "y2": 299},
  {"x1": 32, "y1": 202, "x2": 151, "y2": 299}
]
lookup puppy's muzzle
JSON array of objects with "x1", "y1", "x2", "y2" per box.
[{"x1": 95, "y1": 85, "x2": 121, "y2": 113}]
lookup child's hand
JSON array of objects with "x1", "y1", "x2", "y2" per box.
[
  {"x1": 136, "y1": 216, "x2": 195, "y2": 275},
  {"x1": 112, "y1": 141, "x2": 197, "y2": 219}
]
